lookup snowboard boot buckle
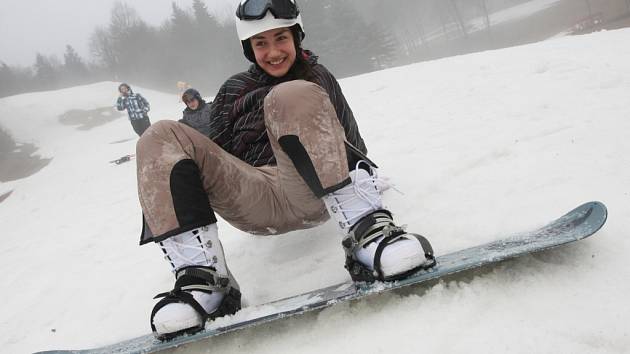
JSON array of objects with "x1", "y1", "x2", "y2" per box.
[{"x1": 342, "y1": 210, "x2": 436, "y2": 283}]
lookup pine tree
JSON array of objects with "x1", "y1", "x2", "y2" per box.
[
  {"x1": 34, "y1": 53, "x2": 59, "y2": 90},
  {"x1": 190, "y1": 0, "x2": 230, "y2": 90},
  {"x1": 0, "y1": 62, "x2": 34, "y2": 97},
  {"x1": 301, "y1": 0, "x2": 386, "y2": 76},
  {"x1": 192, "y1": 0, "x2": 213, "y2": 29},
  {"x1": 0, "y1": 62, "x2": 16, "y2": 97},
  {"x1": 63, "y1": 45, "x2": 89, "y2": 84},
  {"x1": 159, "y1": 3, "x2": 196, "y2": 88}
]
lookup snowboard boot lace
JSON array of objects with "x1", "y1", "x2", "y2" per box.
[
  {"x1": 158, "y1": 226, "x2": 221, "y2": 272},
  {"x1": 324, "y1": 161, "x2": 436, "y2": 283},
  {"x1": 325, "y1": 161, "x2": 386, "y2": 232}
]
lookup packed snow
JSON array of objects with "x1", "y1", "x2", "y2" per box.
[{"x1": 1, "y1": 28, "x2": 629, "y2": 354}]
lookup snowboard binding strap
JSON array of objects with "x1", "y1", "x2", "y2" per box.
[
  {"x1": 342, "y1": 210, "x2": 436, "y2": 283},
  {"x1": 150, "y1": 265, "x2": 241, "y2": 340}
]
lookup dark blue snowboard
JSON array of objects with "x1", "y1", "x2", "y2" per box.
[{"x1": 38, "y1": 201, "x2": 607, "y2": 354}]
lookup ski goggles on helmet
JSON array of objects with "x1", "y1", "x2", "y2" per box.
[{"x1": 236, "y1": 0, "x2": 300, "y2": 20}]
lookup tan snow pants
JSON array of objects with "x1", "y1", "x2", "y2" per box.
[{"x1": 136, "y1": 80, "x2": 350, "y2": 243}]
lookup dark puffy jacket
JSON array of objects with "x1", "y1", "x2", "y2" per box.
[
  {"x1": 180, "y1": 100, "x2": 212, "y2": 137},
  {"x1": 205, "y1": 52, "x2": 367, "y2": 167}
]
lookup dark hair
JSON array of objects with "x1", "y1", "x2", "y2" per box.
[
  {"x1": 287, "y1": 48, "x2": 314, "y2": 82},
  {"x1": 118, "y1": 83, "x2": 131, "y2": 92},
  {"x1": 287, "y1": 24, "x2": 314, "y2": 82}
]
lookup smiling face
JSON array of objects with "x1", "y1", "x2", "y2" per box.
[{"x1": 250, "y1": 27, "x2": 297, "y2": 78}]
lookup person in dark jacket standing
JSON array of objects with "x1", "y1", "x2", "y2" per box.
[
  {"x1": 136, "y1": 0, "x2": 435, "y2": 340},
  {"x1": 179, "y1": 88, "x2": 212, "y2": 137},
  {"x1": 116, "y1": 83, "x2": 151, "y2": 136}
]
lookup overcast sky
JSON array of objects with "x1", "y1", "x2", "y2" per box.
[{"x1": 0, "y1": 0, "x2": 238, "y2": 66}]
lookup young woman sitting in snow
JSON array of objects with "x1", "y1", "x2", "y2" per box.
[{"x1": 136, "y1": 0, "x2": 436, "y2": 340}]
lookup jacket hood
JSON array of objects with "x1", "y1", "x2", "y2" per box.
[{"x1": 183, "y1": 99, "x2": 207, "y2": 113}]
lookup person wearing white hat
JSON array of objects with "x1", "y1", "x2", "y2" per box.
[{"x1": 136, "y1": 0, "x2": 436, "y2": 340}]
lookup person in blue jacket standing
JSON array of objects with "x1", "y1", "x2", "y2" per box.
[{"x1": 116, "y1": 83, "x2": 152, "y2": 136}]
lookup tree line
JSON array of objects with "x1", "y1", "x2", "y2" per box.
[
  {"x1": 0, "y1": 0, "x2": 400, "y2": 98},
  {"x1": 2, "y1": 0, "x2": 624, "y2": 98}
]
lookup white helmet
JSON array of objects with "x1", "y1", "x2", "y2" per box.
[
  {"x1": 235, "y1": 0, "x2": 305, "y2": 41},
  {"x1": 235, "y1": 0, "x2": 306, "y2": 63},
  {"x1": 236, "y1": 11, "x2": 303, "y2": 41}
]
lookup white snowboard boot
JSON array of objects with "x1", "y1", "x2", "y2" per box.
[
  {"x1": 323, "y1": 165, "x2": 435, "y2": 282},
  {"x1": 151, "y1": 224, "x2": 241, "y2": 340}
]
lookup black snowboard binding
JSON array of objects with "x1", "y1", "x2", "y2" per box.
[
  {"x1": 150, "y1": 265, "x2": 241, "y2": 341},
  {"x1": 342, "y1": 210, "x2": 436, "y2": 283}
]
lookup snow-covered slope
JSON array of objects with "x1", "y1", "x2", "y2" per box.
[{"x1": 1, "y1": 29, "x2": 629, "y2": 354}]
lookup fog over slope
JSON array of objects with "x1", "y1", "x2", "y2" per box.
[{"x1": 1, "y1": 28, "x2": 629, "y2": 354}]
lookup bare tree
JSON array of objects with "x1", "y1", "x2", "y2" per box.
[
  {"x1": 480, "y1": 0, "x2": 491, "y2": 31},
  {"x1": 584, "y1": 0, "x2": 593, "y2": 18},
  {"x1": 89, "y1": 26, "x2": 118, "y2": 72},
  {"x1": 89, "y1": 2, "x2": 142, "y2": 74},
  {"x1": 109, "y1": 1, "x2": 143, "y2": 38},
  {"x1": 450, "y1": 0, "x2": 468, "y2": 38}
]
